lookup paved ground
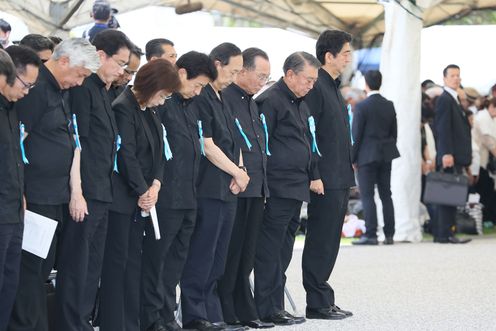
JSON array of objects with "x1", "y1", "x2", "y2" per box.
[{"x1": 276, "y1": 235, "x2": 496, "y2": 331}]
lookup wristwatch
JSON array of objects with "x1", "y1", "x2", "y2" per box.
[{"x1": 238, "y1": 165, "x2": 247, "y2": 172}]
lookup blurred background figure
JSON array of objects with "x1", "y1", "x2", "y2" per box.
[
  {"x1": 83, "y1": 1, "x2": 112, "y2": 42},
  {"x1": 0, "y1": 18, "x2": 12, "y2": 48}
]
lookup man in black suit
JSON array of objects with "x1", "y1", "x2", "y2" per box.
[
  {"x1": 433, "y1": 64, "x2": 472, "y2": 244},
  {"x1": 303, "y1": 29, "x2": 355, "y2": 320},
  {"x1": 254, "y1": 52, "x2": 320, "y2": 326},
  {"x1": 180, "y1": 43, "x2": 248, "y2": 331},
  {"x1": 218, "y1": 48, "x2": 273, "y2": 329},
  {"x1": 0, "y1": 47, "x2": 38, "y2": 331},
  {"x1": 352, "y1": 70, "x2": 400, "y2": 245},
  {"x1": 56, "y1": 30, "x2": 132, "y2": 331}
]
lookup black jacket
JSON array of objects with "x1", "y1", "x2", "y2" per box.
[
  {"x1": 223, "y1": 83, "x2": 269, "y2": 198},
  {"x1": 157, "y1": 93, "x2": 201, "y2": 209},
  {"x1": 0, "y1": 95, "x2": 23, "y2": 224},
  {"x1": 434, "y1": 89, "x2": 472, "y2": 167},
  {"x1": 110, "y1": 87, "x2": 164, "y2": 214},
  {"x1": 352, "y1": 93, "x2": 400, "y2": 166},
  {"x1": 256, "y1": 78, "x2": 313, "y2": 202},
  {"x1": 70, "y1": 73, "x2": 118, "y2": 203},
  {"x1": 16, "y1": 64, "x2": 75, "y2": 205},
  {"x1": 194, "y1": 84, "x2": 240, "y2": 202},
  {"x1": 305, "y1": 69, "x2": 355, "y2": 189}
]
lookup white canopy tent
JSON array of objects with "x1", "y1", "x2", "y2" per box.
[{"x1": 1, "y1": 0, "x2": 494, "y2": 44}]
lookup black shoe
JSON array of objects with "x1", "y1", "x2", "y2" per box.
[
  {"x1": 261, "y1": 311, "x2": 295, "y2": 325},
  {"x1": 183, "y1": 320, "x2": 223, "y2": 331},
  {"x1": 163, "y1": 320, "x2": 182, "y2": 331},
  {"x1": 352, "y1": 237, "x2": 379, "y2": 245},
  {"x1": 306, "y1": 307, "x2": 347, "y2": 320},
  {"x1": 331, "y1": 304, "x2": 353, "y2": 317},
  {"x1": 384, "y1": 237, "x2": 394, "y2": 245},
  {"x1": 434, "y1": 236, "x2": 472, "y2": 244},
  {"x1": 282, "y1": 311, "x2": 306, "y2": 324},
  {"x1": 147, "y1": 320, "x2": 167, "y2": 331},
  {"x1": 241, "y1": 319, "x2": 275, "y2": 328},
  {"x1": 213, "y1": 321, "x2": 247, "y2": 330},
  {"x1": 448, "y1": 236, "x2": 471, "y2": 244}
]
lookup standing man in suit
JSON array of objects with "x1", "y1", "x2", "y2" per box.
[
  {"x1": 180, "y1": 43, "x2": 248, "y2": 331},
  {"x1": 433, "y1": 64, "x2": 472, "y2": 244},
  {"x1": 0, "y1": 48, "x2": 35, "y2": 331},
  {"x1": 9, "y1": 40, "x2": 98, "y2": 331},
  {"x1": 254, "y1": 52, "x2": 320, "y2": 326},
  {"x1": 351, "y1": 70, "x2": 400, "y2": 245},
  {"x1": 218, "y1": 47, "x2": 273, "y2": 329},
  {"x1": 302, "y1": 29, "x2": 355, "y2": 320},
  {"x1": 55, "y1": 30, "x2": 133, "y2": 331}
]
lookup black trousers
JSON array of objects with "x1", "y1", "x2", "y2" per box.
[
  {"x1": 254, "y1": 197, "x2": 302, "y2": 319},
  {"x1": 0, "y1": 222, "x2": 23, "y2": 331},
  {"x1": 99, "y1": 210, "x2": 144, "y2": 331},
  {"x1": 8, "y1": 203, "x2": 64, "y2": 331},
  {"x1": 435, "y1": 166, "x2": 462, "y2": 239},
  {"x1": 357, "y1": 161, "x2": 395, "y2": 239},
  {"x1": 218, "y1": 197, "x2": 265, "y2": 323},
  {"x1": 141, "y1": 207, "x2": 196, "y2": 330},
  {"x1": 55, "y1": 199, "x2": 109, "y2": 331},
  {"x1": 180, "y1": 198, "x2": 237, "y2": 325},
  {"x1": 303, "y1": 189, "x2": 349, "y2": 309},
  {"x1": 475, "y1": 167, "x2": 496, "y2": 223}
]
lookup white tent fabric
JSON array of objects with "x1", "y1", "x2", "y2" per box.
[{"x1": 379, "y1": 0, "x2": 425, "y2": 242}]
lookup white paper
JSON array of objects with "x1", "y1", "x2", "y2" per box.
[
  {"x1": 141, "y1": 207, "x2": 161, "y2": 240},
  {"x1": 22, "y1": 210, "x2": 58, "y2": 259},
  {"x1": 150, "y1": 206, "x2": 160, "y2": 240}
]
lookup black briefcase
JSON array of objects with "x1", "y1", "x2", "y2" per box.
[{"x1": 423, "y1": 171, "x2": 468, "y2": 206}]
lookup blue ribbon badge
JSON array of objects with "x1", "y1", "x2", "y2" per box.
[
  {"x1": 259, "y1": 114, "x2": 271, "y2": 156},
  {"x1": 347, "y1": 104, "x2": 354, "y2": 145},
  {"x1": 114, "y1": 135, "x2": 121, "y2": 173},
  {"x1": 72, "y1": 114, "x2": 82, "y2": 150},
  {"x1": 235, "y1": 118, "x2": 252, "y2": 150},
  {"x1": 198, "y1": 120, "x2": 206, "y2": 156},
  {"x1": 308, "y1": 116, "x2": 322, "y2": 157},
  {"x1": 161, "y1": 124, "x2": 173, "y2": 161},
  {"x1": 19, "y1": 122, "x2": 29, "y2": 164}
]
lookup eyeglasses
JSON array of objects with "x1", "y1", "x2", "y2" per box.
[
  {"x1": 16, "y1": 75, "x2": 36, "y2": 90},
  {"x1": 109, "y1": 55, "x2": 128, "y2": 68},
  {"x1": 123, "y1": 68, "x2": 138, "y2": 76},
  {"x1": 160, "y1": 93, "x2": 172, "y2": 101},
  {"x1": 256, "y1": 73, "x2": 271, "y2": 83}
]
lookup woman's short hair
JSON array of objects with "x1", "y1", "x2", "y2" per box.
[{"x1": 133, "y1": 58, "x2": 181, "y2": 105}]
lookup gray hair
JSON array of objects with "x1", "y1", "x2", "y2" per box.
[
  {"x1": 0, "y1": 48, "x2": 16, "y2": 85},
  {"x1": 52, "y1": 38, "x2": 100, "y2": 72},
  {"x1": 283, "y1": 51, "x2": 320, "y2": 75},
  {"x1": 345, "y1": 88, "x2": 365, "y2": 102}
]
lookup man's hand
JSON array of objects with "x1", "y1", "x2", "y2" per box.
[
  {"x1": 234, "y1": 169, "x2": 250, "y2": 192},
  {"x1": 468, "y1": 175, "x2": 479, "y2": 186},
  {"x1": 310, "y1": 179, "x2": 325, "y2": 195},
  {"x1": 442, "y1": 154, "x2": 454, "y2": 168},
  {"x1": 69, "y1": 192, "x2": 88, "y2": 222},
  {"x1": 352, "y1": 163, "x2": 358, "y2": 171},
  {"x1": 229, "y1": 178, "x2": 241, "y2": 195}
]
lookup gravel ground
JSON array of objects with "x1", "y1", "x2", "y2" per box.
[{"x1": 276, "y1": 235, "x2": 496, "y2": 331}]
